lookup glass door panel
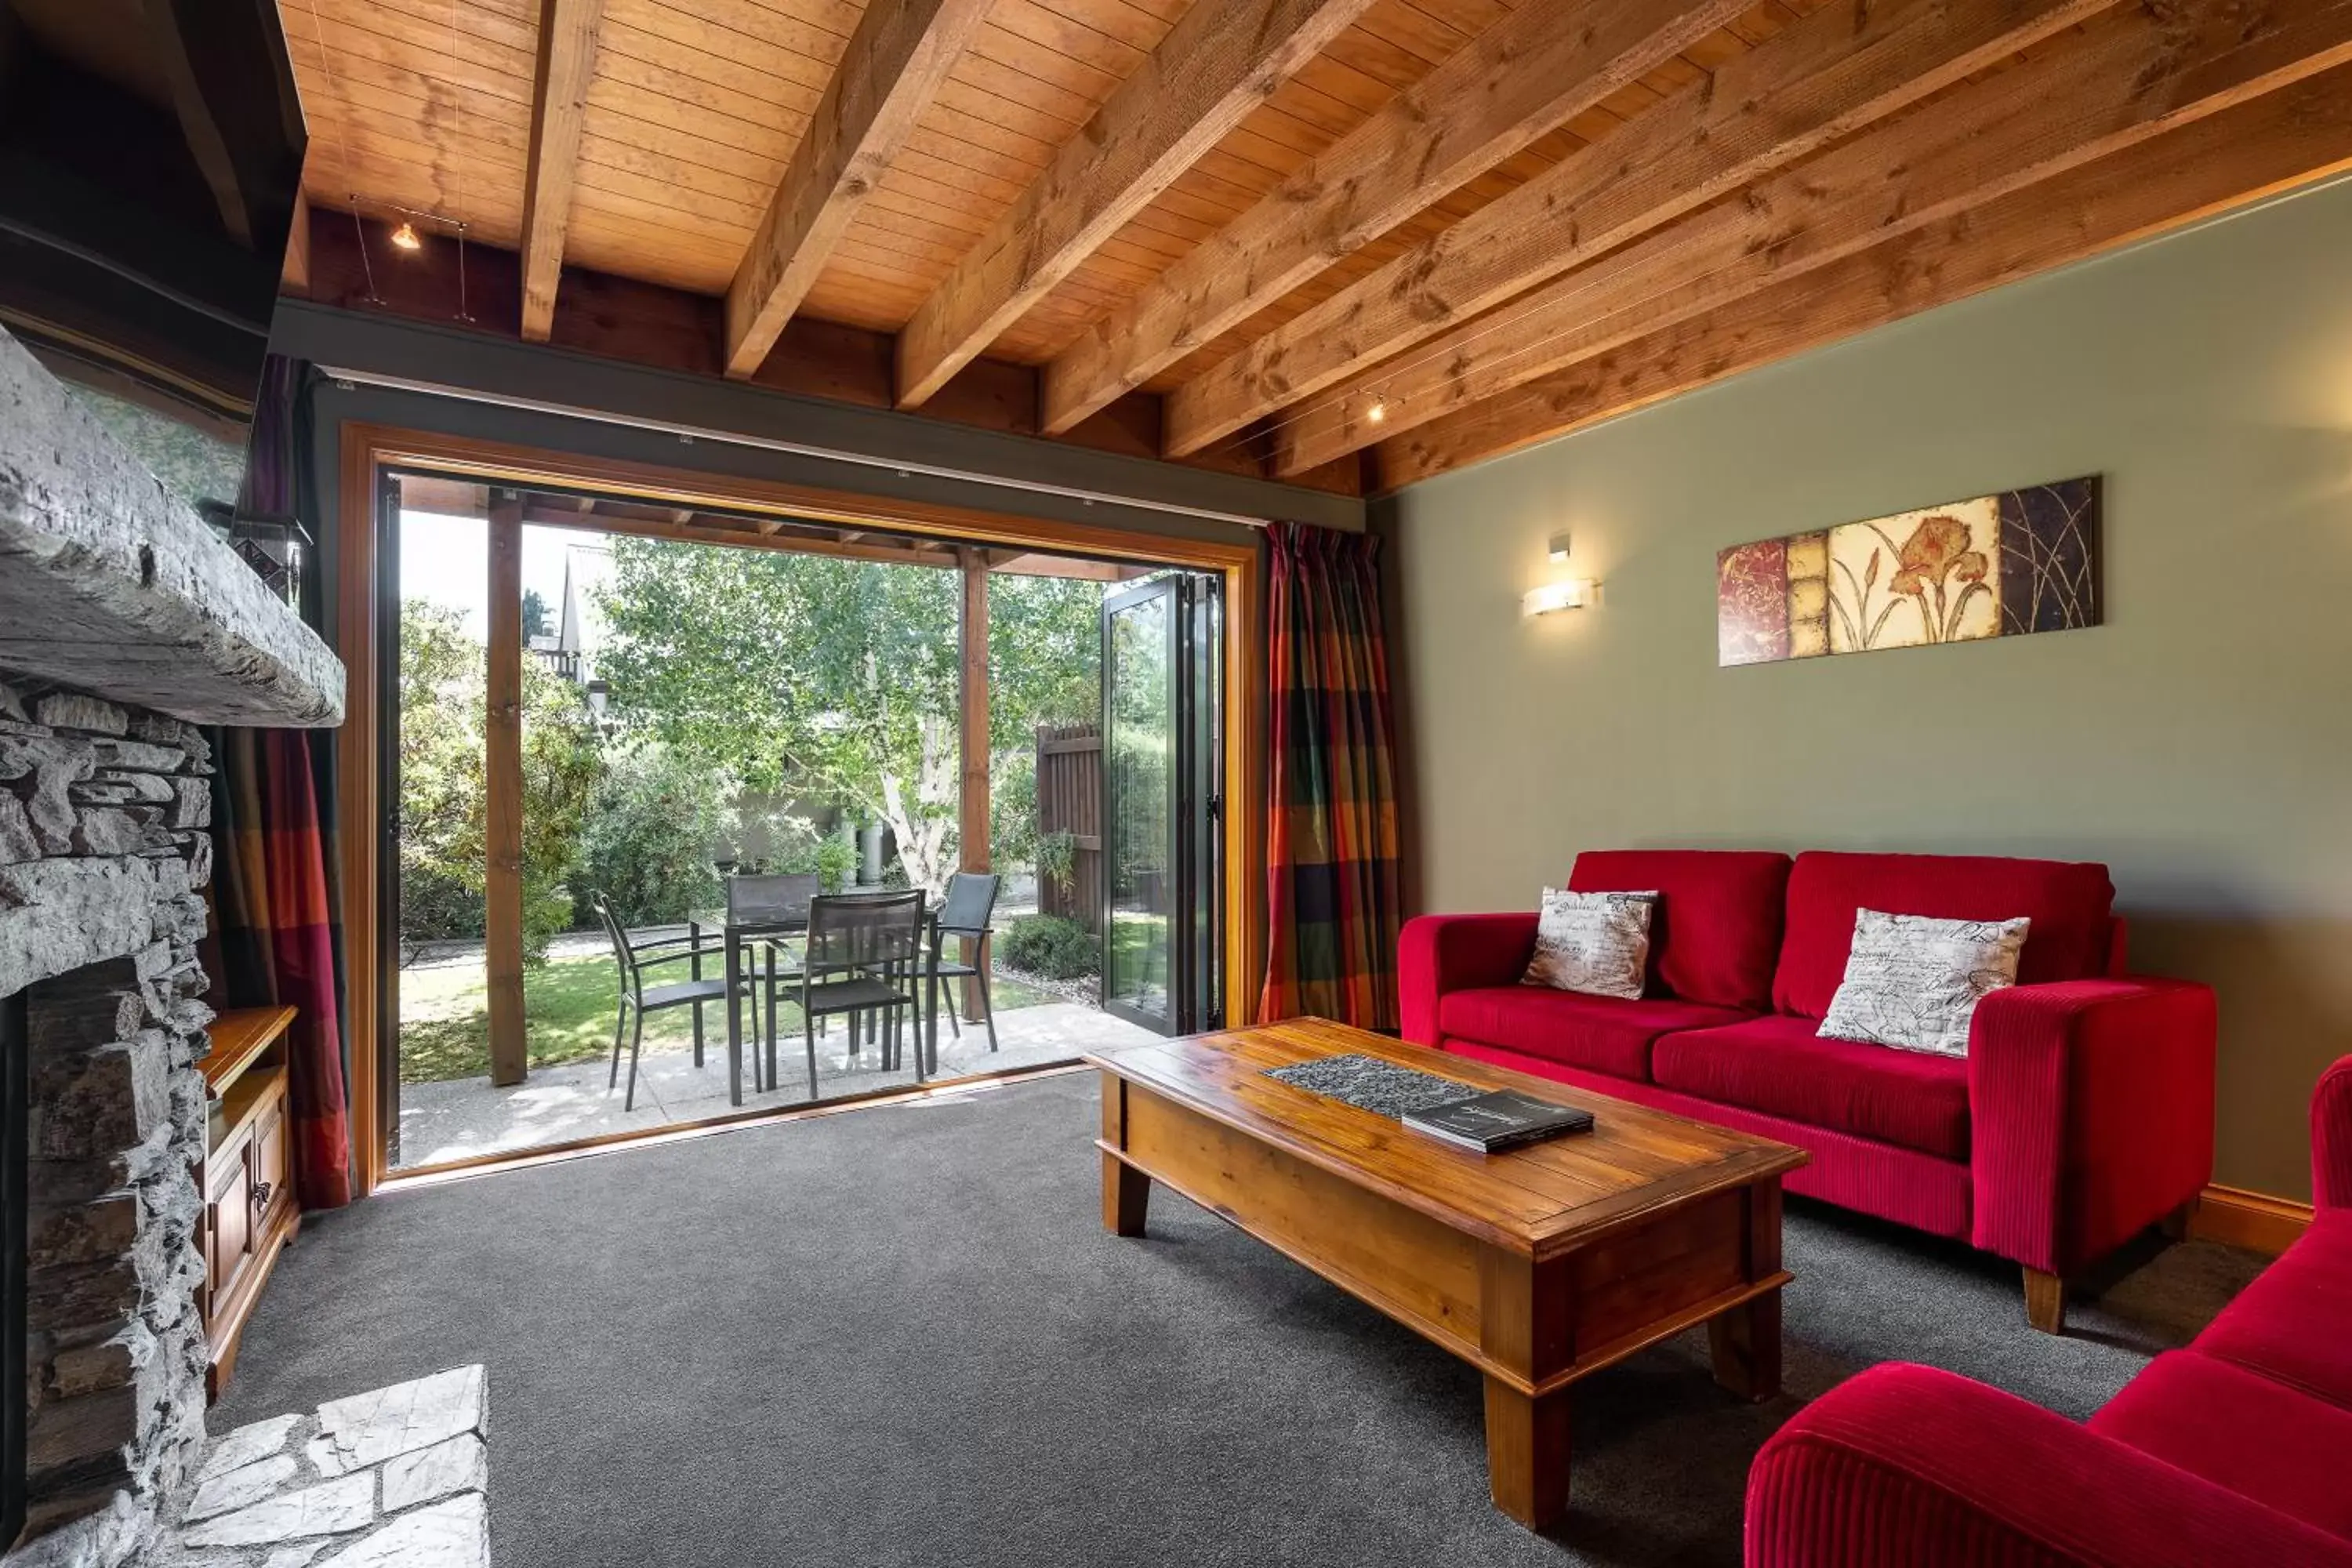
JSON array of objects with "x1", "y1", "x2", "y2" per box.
[{"x1": 1102, "y1": 579, "x2": 1176, "y2": 1031}]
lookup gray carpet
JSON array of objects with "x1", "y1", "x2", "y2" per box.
[{"x1": 216, "y1": 1072, "x2": 2268, "y2": 1567}]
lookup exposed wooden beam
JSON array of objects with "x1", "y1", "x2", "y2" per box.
[
  {"x1": 518, "y1": 0, "x2": 606, "y2": 342},
  {"x1": 1278, "y1": 0, "x2": 2352, "y2": 474},
  {"x1": 892, "y1": 0, "x2": 1380, "y2": 409},
  {"x1": 283, "y1": 190, "x2": 311, "y2": 293},
  {"x1": 724, "y1": 0, "x2": 995, "y2": 379},
  {"x1": 1162, "y1": 0, "x2": 2114, "y2": 459},
  {"x1": 1372, "y1": 64, "x2": 2352, "y2": 488},
  {"x1": 1036, "y1": 0, "x2": 1756, "y2": 436},
  {"x1": 989, "y1": 551, "x2": 1132, "y2": 580}
]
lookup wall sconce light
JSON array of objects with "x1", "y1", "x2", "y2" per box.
[{"x1": 1522, "y1": 579, "x2": 1595, "y2": 616}]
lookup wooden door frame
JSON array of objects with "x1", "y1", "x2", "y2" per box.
[{"x1": 335, "y1": 420, "x2": 1268, "y2": 1196}]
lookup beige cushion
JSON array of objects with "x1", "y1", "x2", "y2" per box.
[
  {"x1": 1818, "y1": 909, "x2": 2031, "y2": 1057},
  {"x1": 1521, "y1": 888, "x2": 1656, "y2": 1000}
]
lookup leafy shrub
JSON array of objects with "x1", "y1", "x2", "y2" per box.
[
  {"x1": 999, "y1": 914, "x2": 1098, "y2": 980},
  {"x1": 571, "y1": 744, "x2": 724, "y2": 928}
]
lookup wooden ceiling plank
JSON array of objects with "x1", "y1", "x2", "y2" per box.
[
  {"x1": 1374, "y1": 63, "x2": 2352, "y2": 488},
  {"x1": 1163, "y1": 0, "x2": 2116, "y2": 459},
  {"x1": 723, "y1": 0, "x2": 998, "y2": 378},
  {"x1": 891, "y1": 0, "x2": 1384, "y2": 409},
  {"x1": 1275, "y1": 0, "x2": 2352, "y2": 473},
  {"x1": 1040, "y1": 0, "x2": 1756, "y2": 436},
  {"x1": 519, "y1": 0, "x2": 607, "y2": 341}
]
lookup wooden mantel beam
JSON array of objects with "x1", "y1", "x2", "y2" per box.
[
  {"x1": 891, "y1": 0, "x2": 1381, "y2": 410},
  {"x1": 1036, "y1": 0, "x2": 1755, "y2": 437},
  {"x1": 518, "y1": 0, "x2": 606, "y2": 342},
  {"x1": 1276, "y1": 0, "x2": 2352, "y2": 474},
  {"x1": 1371, "y1": 63, "x2": 2352, "y2": 488},
  {"x1": 1161, "y1": 0, "x2": 2113, "y2": 459},
  {"x1": 724, "y1": 0, "x2": 995, "y2": 379}
]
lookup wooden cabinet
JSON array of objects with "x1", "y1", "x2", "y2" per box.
[{"x1": 198, "y1": 1007, "x2": 303, "y2": 1399}]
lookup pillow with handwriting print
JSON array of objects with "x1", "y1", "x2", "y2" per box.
[
  {"x1": 1818, "y1": 909, "x2": 2031, "y2": 1057},
  {"x1": 1519, "y1": 889, "x2": 1657, "y2": 1001}
]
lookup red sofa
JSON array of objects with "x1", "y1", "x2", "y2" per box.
[
  {"x1": 1746, "y1": 1056, "x2": 2352, "y2": 1567},
  {"x1": 1399, "y1": 850, "x2": 2217, "y2": 1331}
]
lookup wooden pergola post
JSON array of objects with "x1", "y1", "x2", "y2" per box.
[
  {"x1": 957, "y1": 548, "x2": 990, "y2": 1020},
  {"x1": 484, "y1": 492, "x2": 528, "y2": 1087}
]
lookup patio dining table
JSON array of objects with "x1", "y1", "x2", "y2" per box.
[{"x1": 688, "y1": 891, "x2": 939, "y2": 1106}]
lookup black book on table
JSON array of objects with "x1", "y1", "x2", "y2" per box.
[{"x1": 1403, "y1": 1090, "x2": 1595, "y2": 1154}]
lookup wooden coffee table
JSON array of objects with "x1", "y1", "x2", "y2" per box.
[{"x1": 1087, "y1": 1018, "x2": 1808, "y2": 1530}]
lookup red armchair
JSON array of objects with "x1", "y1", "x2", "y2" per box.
[
  {"x1": 1747, "y1": 1056, "x2": 2352, "y2": 1566},
  {"x1": 1400, "y1": 850, "x2": 2218, "y2": 1330}
]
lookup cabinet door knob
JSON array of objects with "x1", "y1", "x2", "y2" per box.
[{"x1": 251, "y1": 1181, "x2": 273, "y2": 1211}]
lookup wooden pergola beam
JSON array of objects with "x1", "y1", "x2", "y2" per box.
[
  {"x1": 1160, "y1": 0, "x2": 2113, "y2": 459},
  {"x1": 1276, "y1": 0, "x2": 2352, "y2": 474},
  {"x1": 723, "y1": 0, "x2": 996, "y2": 379},
  {"x1": 891, "y1": 0, "x2": 1379, "y2": 409},
  {"x1": 1371, "y1": 63, "x2": 2352, "y2": 488},
  {"x1": 518, "y1": 0, "x2": 606, "y2": 342},
  {"x1": 1037, "y1": 0, "x2": 1756, "y2": 436}
]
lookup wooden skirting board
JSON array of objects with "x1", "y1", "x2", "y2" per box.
[{"x1": 2189, "y1": 1184, "x2": 2316, "y2": 1257}]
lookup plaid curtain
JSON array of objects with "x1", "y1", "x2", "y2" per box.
[
  {"x1": 205, "y1": 717, "x2": 356, "y2": 1209},
  {"x1": 1258, "y1": 522, "x2": 1403, "y2": 1030}
]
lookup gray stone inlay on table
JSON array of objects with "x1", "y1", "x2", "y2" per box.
[{"x1": 1264, "y1": 1053, "x2": 1484, "y2": 1118}]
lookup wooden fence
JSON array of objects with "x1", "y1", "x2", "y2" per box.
[{"x1": 1035, "y1": 723, "x2": 1102, "y2": 934}]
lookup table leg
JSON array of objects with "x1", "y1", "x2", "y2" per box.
[
  {"x1": 1101, "y1": 1150, "x2": 1149, "y2": 1236},
  {"x1": 1708, "y1": 1288, "x2": 1783, "y2": 1403},
  {"x1": 1483, "y1": 1377, "x2": 1570, "y2": 1531},
  {"x1": 725, "y1": 931, "x2": 742, "y2": 1107}
]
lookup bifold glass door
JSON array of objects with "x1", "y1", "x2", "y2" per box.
[{"x1": 1100, "y1": 575, "x2": 1221, "y2": 1035}]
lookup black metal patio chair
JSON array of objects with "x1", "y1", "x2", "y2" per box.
[
  {"x1": 593, "y1": 891, "x2": 758, "y2": 1112},
  {"x1": 925, "y1": 871, "x2": 1001, "y2": 1073},
  {"x1": 793, "y1": 890, "x2": 926, "y2": 1100}
]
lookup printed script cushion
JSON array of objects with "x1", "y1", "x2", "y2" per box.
[
  {"x1": 1817, "y1": 909, "x2": 2030, "y2": 1057},
  {"x1": 1520, "y1": 889, "x2": 1657, "y2": 1000}
]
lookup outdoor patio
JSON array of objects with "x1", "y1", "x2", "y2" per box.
[{"x1": 392, "y1": 993, "x2": 1160, "y2": 1169}]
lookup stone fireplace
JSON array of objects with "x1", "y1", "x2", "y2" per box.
[{"x1": 0, "y1": 325, "x2": 344, "y2": 1568}]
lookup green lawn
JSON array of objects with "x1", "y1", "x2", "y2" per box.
[{"x1": 397, "y1": 947, "x2": 1055, "y2": 1085}]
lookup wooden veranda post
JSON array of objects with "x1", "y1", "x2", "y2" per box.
[
  {"x1": 958, "y1": 549, "x2": 991, "y2": 1019},
  {"x1": 485, "y1": 492, "x2": 529, "y2": 1086}
]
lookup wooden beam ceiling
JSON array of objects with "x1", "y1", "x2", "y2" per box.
[
  {"x1": 1035, "y1": 0, "x2": 1761, "y2": 436},
  {"x1": 517, "y1": 0, "x2": 605, "y2": 342},
  {"x1": 1160, "y1": 0, "x2": 2111, "y2": 459},
  {"x1": 1274, "y1": 0, "x2": 2352, "y2": 476},
  {"x1": 889, "y1": 0, "x2": 1384, "y2": 409},
  {"x1": 1372, "y1": 61, "x2": 2352, "y2": 487},
  {"x1": 283, "y1": 0, "x2": 2352, "y2": 492},
  {"x1": 722, "y1": 0, "x2": 995, "y2": 379}
]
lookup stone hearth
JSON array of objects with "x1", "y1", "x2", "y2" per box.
[
  {"x1": 151, "y1": 1367, "x2": 490, "y2": 1568},
  {"x1": 2, "y1": 319, "x2": 345, "y2": 1568}
]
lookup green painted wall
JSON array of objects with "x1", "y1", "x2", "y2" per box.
[{"x1": 1377, "y1": 172, "x2": 2352, "y2": 1202}]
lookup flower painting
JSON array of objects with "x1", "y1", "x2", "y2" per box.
[{"x1": 1717, "y1": 477, "x2": 2100, "y2": 667}]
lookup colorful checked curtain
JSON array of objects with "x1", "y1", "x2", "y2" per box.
[
  {"x1": 1258, "y1": 522, "x2": 1403, "y2": 1031},
  {"x1": 207, "y1": 728, "x2": 354, "y2": 1210}
]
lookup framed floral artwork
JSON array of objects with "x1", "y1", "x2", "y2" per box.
[{"x1": 1717, "y1": 477, "x2": 2101, "y2": 667}]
